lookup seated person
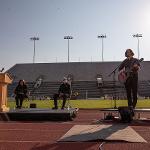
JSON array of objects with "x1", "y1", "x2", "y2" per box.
[
  {"x1": 14, "y1": 79, "x2": 28, "y2": 109},
  {"x1": 52, "y1": 77, "x2": 71, "y2": 109}
]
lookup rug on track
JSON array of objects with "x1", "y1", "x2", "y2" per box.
[{"x1": 58, "y1": 124, "x2": 147, "y2": 143}]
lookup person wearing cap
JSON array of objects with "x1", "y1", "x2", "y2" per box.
[{"x1": 52, "y1": 77, "x2": 71, "y2": 109}]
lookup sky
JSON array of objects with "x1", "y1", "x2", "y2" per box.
[{"x1": 0, "y1": 0, "x2": 150, "y2": 70}]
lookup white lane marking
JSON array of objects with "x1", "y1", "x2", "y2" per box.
[{"x1": 0, "y1": 140, "x2": 54, "y2": 143}]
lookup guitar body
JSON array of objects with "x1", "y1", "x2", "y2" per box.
[
  {"x1": 118, "y1": 58, "x2": 144, "y2": 83},
  {"x1": 118, "y1": 69, "x2": 127, "y2": 83}
]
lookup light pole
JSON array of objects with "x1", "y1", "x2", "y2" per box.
[
  {"x1": 30, "y1": 37, "x2": 39, "y2": 63},
  {"x1": 97, "y1": 34, "x2": 106, "y2": 61},
  {"x1": 64, "y1": 36, "x2": 73, "y2": 63},
  {"x1": 133, "y1": 33, "x2": 142, "y2": 59}
]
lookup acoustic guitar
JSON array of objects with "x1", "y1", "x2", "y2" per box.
[{"x1": 118, "y1": 58, "x2": 144, "y2": 83}]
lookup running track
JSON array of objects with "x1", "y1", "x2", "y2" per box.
[{"x1": 0, "y1": 109, "x2": 150, "y2": 150}]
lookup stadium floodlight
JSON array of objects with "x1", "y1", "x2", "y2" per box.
[
  {"x1": 30, "y1": 37, "x2": 39, "y2": 63},
  {"x1": 97, "y1": 34, "x2": 107, "y2": 62},
  {"x1": 64, "y1": 36, "x2": 73, "y2": 63},
  {"x1": 132, "y1": 33, "x2": 142, "y2": 59}
]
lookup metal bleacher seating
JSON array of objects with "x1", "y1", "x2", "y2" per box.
[
  {"x1": 6, "y1": 61, "x2": 150, "y2": 100},
  {"x1": 8, "y1": 80, "x2": 150, "y2": 100},
  {"x1": 138, "y1": 80, "x2": 150, "y2": 98}
]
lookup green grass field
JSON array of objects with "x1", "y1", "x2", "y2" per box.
[{"x1": 8, "y1": 99, "x2": 150, "y2": 109}]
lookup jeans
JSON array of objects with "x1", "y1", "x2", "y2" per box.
[
  {"x1": 53, "y1": 93, "x2": 69, "y2": 109},
  {"x1": 125, "y1": 74, "x2": 138, "y2": 108},
  {"x1": 15, "y1": 94, "x2": 24, "y2": 108}
]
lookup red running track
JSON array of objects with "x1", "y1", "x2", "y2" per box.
[{"x1": 0, "y1": 109, "x2": 150, "y2": 150}]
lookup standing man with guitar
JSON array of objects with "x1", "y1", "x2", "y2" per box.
[{"x1": 118, "y1": 49, "x2": 141, "y2": 109}]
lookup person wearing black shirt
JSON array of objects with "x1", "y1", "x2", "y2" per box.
[
  {"x1": 52, "y1": 78, "x2": 71, "y2": 109},
  {"x1": 118, "y1": 49, "x2": 140, "y2": 109},
  {"x1": 14, "y1": 80, "x2": 28, "y2": 109}
]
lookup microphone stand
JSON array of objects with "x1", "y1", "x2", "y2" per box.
[
  {"x1": 66, "y1": 78, "x2": 72, "y2": 110},
  {"x1": 108, "y1": 63, "x2": 121, "y2": 109}
]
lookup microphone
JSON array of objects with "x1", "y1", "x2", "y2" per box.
[{"x1": 0, "y1": 68, "x2": 4, "y2": 72}]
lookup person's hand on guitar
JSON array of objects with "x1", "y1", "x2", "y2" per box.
[{"x1": 132, "y1": 64, "x2": 140, "y2": 72}]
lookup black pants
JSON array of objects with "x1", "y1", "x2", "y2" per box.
[
  {"x1": 125, "y1": 74, "x2": 138, "y2": 108},
  {"x1": 15, "y1": 94, "x2": 24, "y2": 108},
  {"x1": 53, "y1": 93, "x2": 68, "y2": 108}
]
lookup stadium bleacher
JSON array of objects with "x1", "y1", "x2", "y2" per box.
[{"x1": 6, "y1": 61, "x2": 150, "y2": 99}]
